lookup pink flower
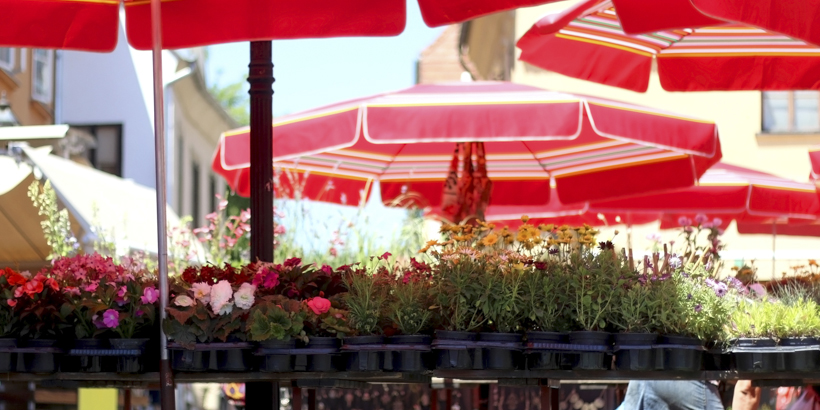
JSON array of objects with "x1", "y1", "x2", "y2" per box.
[
  {"x1": 83, "y1": 281, "x2": 99, "y2": 293},
  {"x1": 64, "y1": 287, "x2": 81, "y2": 297},
  {"x1": 694, "y1": 214, "x2": 709, "y2": 224},
  {"x1": 135, "y1": 309, "x2": 144, "y2": 317},
  {"x1": 6, "y1": 299, "x2": 16, "y2": 307},
  {"x1": 117, "y1": 286, "x2": 128, "y2": 298},
  {"x1": 141, "y1": 287, "x2": 159, "y2": 304},
  {"x1": 191, "y1": 282, "x2": 211, "y2": 303},
  {"x1": 240, "y1": 209, "x2": 250, "y2": 222},
  {"x1": 13, "y1": 287, "x2": 23, "y2": 298},
  {"x1": 307, "y1": 297, "x2": 331, "y2": 315},
  {"x1": 210, "y1": 280, "x2": 233, "y2": 313},
  {"x1": 379, "y1": 252, "x2": 392, "y2": 261},
  {"x1": 102, "y1": 309, "x2": 119, "y2": 328},
  {"x1": 713, "y1": 217, "x2": 723, "y2": 227},
  {"x1": 320, "y1": 265, "x2": 333, "y2": 275},
  {"x1": 174, "y1": 295, "x2": 195, "y2": 307},
  {"x1": 678, "y1": 216, "x2": 692, "y2": 227}
]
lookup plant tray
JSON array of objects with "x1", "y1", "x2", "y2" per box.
[
  {"x1": 67, "y1": 349, "x2": 142, "y2": 356},
  {"x1": 255, "y1": 348, "x2": 339, "y2": 355},
  {"x1": 343, "y1": 344, "x2": 431, "y2": 352},
  {"x1": 526, "y1": 342, "x2": 609, "y2": 353},
  {"x1": 167, "y1": 342, "x2": 253, "y2": 351}
]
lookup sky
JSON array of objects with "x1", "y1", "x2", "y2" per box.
[{"x1": 204, "y1": 0, "x2": 445, "y2": 117}]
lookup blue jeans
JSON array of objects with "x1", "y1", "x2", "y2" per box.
[{"x1": 616, "y1": 381, "x2": 724, "y2": 410}]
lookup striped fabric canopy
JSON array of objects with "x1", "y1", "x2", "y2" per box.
[
  {"x1": 487, "y1": 163, "x2": 820, "y2": 228},
  {"x1": 213, "y1": 82, "x2": 721, "y2": 214},
  {"x1": 517, "y1": 0, "x2": 820, "y2": 92}
]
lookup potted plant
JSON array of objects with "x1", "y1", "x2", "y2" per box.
[
  {"x1": 522, "y1": 259, "x2": 569, "y2": 370},
  {"x1": 728, "y1": 298, "x2": 781, "y2": 372},
  {"x1": 247, "y1": 295, "x2": 306, "y2": 372},
  {"x1": 385, "y1": 258, "x2": 434, "y2": 372},
  {"x1": 427, "y1": 227, "x2": 487, "y2": 370},
  {"x1": 565, "y1": 241, "x2": 623, "y2": 370},
  {"x1": 0, "y1": 268, "x2": 23, "y2": 372},
  {"x1": 165, "y1": 264, "x2": 256, "y2": 372},
  {"x1": 476, "y1": 252, "x2": 526, "y2": 371},
  {"x1": 341, "y1": 258, "x2": 388, "y2": 372},
  {"x1": 13, "y1": 269, "x2": 69, "y2": 373},
  {"x1": 777, "y1": 298, "x2": 820, "y2": 372},
  {"x1": 301, "y1": 296, "x2": 351, "y2": 372},
  {"x1": 611, "y1": 271, "x2": 664, "y2": 371}
]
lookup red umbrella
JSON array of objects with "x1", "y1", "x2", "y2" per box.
[
  {"x1": 487, "y1": 163, "x2": 819, "y2": 227},
  {"x1": 516, "y1": 0, "x2": 820, "y2": 92},
  {"x1": 213, "y1": 81, "x2": 722, "y2": 215},
  {"x1": 810, "y1": 146, "x2": 820, "y2": 185},
  {"x1": 0, "y1": 0, "x2": 566, "y2": 51}
]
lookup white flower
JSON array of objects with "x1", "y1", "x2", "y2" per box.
[
  {"x1": 233, "y1": 283, "x2": 256, "y2": 310},
  {"x1": 174, "y1": 295, "x2": 194, "y2": 307},
  {"x1": 218, "y1": 301, "x2": 234, "y2": 316},
  {"x1": 191, "y1": 282, "x2": 211, "y2": 304},
  {"x1": 210, "y1": 280, "x2": 233, "y2": 314}
]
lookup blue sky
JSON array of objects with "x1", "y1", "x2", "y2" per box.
[{"x1": 204, "y1": 0, "x2": 445, "y2": 117}]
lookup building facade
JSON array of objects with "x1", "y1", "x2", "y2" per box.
[{"x1": 0, "y1": 46, "x2": 55, "y2": 126}]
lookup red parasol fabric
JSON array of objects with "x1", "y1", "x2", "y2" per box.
[
  {"x1": 810, "y1": 146, "x2": 820, "y2": 184},
  {"x1": 516, "y1": 0, "x2": 820, "y2": 92},
  {"x1": 488, "y1": 163, "x2": 819, "y2": 229},
  {"x1": 212, "y1": 81, "x2": 722, "y2": 213},
  {"x1": 0, "y1": 0, "x2": 569, "y2": 52}
]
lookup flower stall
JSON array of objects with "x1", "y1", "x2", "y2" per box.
[{"x1": 0, "y1": 215, "x2": 819, "y2": 391}]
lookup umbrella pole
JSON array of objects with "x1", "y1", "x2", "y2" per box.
[
  {"x1": 772, "y1": 222, "x2": 777, "y2": 278},
  {"x1": 246, "y1": 40, "x2": 276, "y2": 410},
  {"x1": 149, "y1": 0, "x2": 174, "y2": 407}
]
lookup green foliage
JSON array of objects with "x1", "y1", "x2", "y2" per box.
[
  {"x1": 522, "y1": 262, "x2": 568, "y2": 332},
  {"x1": 208, "y1": 75, "x2": 249, "y2": 126},
  {"x1": 388, "y1": 276, "x2": 432, "y2": 335},
  {"x1": 567, "y1": 250, "x2": 627, "y2": 331},
  {"x1": 27, "y1": 180, "x2": 77, "y2": 259},
  {"x1": 343, "y1": 260, "x2": 388, "y2": 335},
  {"x1": 612, "y1": 280, "x2": 664, "y2": 334},
  {"x1": 478, "y1": 258, "x2": 527, "y2": 333},
  {"x1": 431, "y1": 251, "x2": 487, "y2": 332},
  {"x1": 246, "y1": 297, "x2": 306, "y2": 342}
]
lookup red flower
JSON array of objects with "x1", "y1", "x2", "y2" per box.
[
  {"x1": 307, "y1": 297, "x2": 331, "y2": 315},
  {"x1": 284, "y1": 257, "x2": 301, "y2": 267},
  {"x1": 6, "y1": 271, "x2": 26, "y2": 286},
  {"x1": 23, "y1": 280, "x2": 44, "y2": 297},
  {"x1": 45, "y1": 278, "x2": 59, "y2": 292},
  {"x1": 6, "y1": 299, "x2": 15, "y2": 307},
  {"x1": 379, "y1": 252, "x2": 392, "y2": 261},
  {"x1": 181, "y1": 266, "x2": 198, "y2": 283}
]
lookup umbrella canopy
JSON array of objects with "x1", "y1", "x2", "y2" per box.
[
  {"x1": 213, "y1": 81, "x2": 722, "y2": 210},
  {"x1": 487, "y1": 163, "x2": 819, "y2": 227},
  {"x1": 1, "y1": 0, "x2": 566, "y2": 52},
  {"x1": 516, "y1": 0, "x2": 820, "y2": 92}
]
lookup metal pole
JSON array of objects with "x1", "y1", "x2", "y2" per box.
[
  {"x1": 246, "y1": 39, "x2": 275, "y2": 410},
  {"x1": 149, "y1": 0, "x2": 174, "y2": 407},
  {"x1": 772, "y1": 222, "x2": 777, "y2": 278}
]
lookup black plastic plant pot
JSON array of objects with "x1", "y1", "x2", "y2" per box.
[
  {"x1": 305, "y1": 337, "x2": 340, "y2": 372},
  {"x1": 0, "y1": 338, "x2": 16, "y2": 372},
  {"x1": 781, "y1": 337, "x2": 820, "y2": 372},
  {"x1": 733, "y1": 338, "x2": 781, "y2": 373},
  {"x1": 569, "y1": 331, "x2": 611, "y2": 346},
  {"x1": 614, "y1": 333, "x2": 657, "y2": 371},
  {"x1": 435, "y1": 330, "x2": 477, "y2": 370},
  {"x1": 660, "y1": 335, "x2": 703, "y2": 372},
  {"x1": 22, "y1": 339, "x2": 59, "y2": 374},
  {"x1": 171, "y1": 348, "x2": 210, "y2": 372},
  {"x1": 109, "y1": 339, "x2": 148, "y2": 373},
  {"x1": 480, "y1": 332, "x2": 522, "y2": 371},
  {"x1": 260, "y1": 339, "x2": 296, "y2": 373},
  {"x1": 389, "y1": 335, "x2": 432, "y2": 372},
  {"x1": 63, "y1": 339, "x2": 107, "y2": 373},
  {"x1": 525, "y1": 331, "x2": 567, "y2": 371},
  {"x1": 571, "y1": 353, "x2": 608, "y2": 370},
  {"x1": 343, "y1": 336, "x2": 385, "y2": 372}
]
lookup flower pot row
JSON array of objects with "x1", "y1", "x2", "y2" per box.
[
  {"x1": 730, "y1": 337, "x2": 820, "y2": 373},
  {"x1": 0, "y1": 338, "x2": 151, "y2": 374}
]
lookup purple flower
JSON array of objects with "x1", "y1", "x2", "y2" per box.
[
  {"x1": 548, "y1": 248, "x2": 559, "y2": 255},
  {"x1": 727, "y1": 277, "x2": 744, "y2": 290},
  {"x1": 102, "y1": 309, "x2": 119, "y2": 328},
  {"x1": 669, "y1": 257, "x2": 682, "y2": 270},
  {"x1": 687, "y1": 293, "x2": 693, "y2": 300},
  {"x1": 714, "y1": 282, "x2": 728, "y2": 297},
  {"x1": 655, "y1": 273, "x2": 671, "y2": 282},
  {"x1": 694, "y1": 214, "x2": 708, "y2": 224},
  {"x1": 678, "y1": 216, "x2": 692, "y2": 227},
  {"x1": 694, "y1": 304, "x2": 703, "y2": 313},
  {"x1": 713, "y1": 218, "x2": 723, "y2": 226}
]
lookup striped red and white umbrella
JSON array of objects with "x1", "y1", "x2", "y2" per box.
[
  {"x1": 517, "y1": 0, "x2": 820, "y2": 92},
  {"x1": 213, "y1": 82, "x2": 721, "y2": 216},
  {"x1": 487, "y1": 163, "x2": 819, "y2": 227}
]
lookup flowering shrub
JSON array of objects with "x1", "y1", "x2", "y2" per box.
[
  {"x1": 246, "y1": 295, "x2": 306, "y2": 342},
  {"x1": 6, "y1": 268, "x2": 69, "y2": 340}
]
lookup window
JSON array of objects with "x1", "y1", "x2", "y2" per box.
[
  {"x1": 762, "y1": 91, "x2": 820, "y2": 133},
  {"x1": 70, "y1": 124, "x2": 123, "y2": 177},
  {"x1": 191, "y1": 160, "x2": 200, "y2": 226},
  {"x1": 0, "y1": 48, "x2": 13, "y2": 72},
  {"x1": 32, "y1": 49, "x2": 53, "y2": 103}
]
